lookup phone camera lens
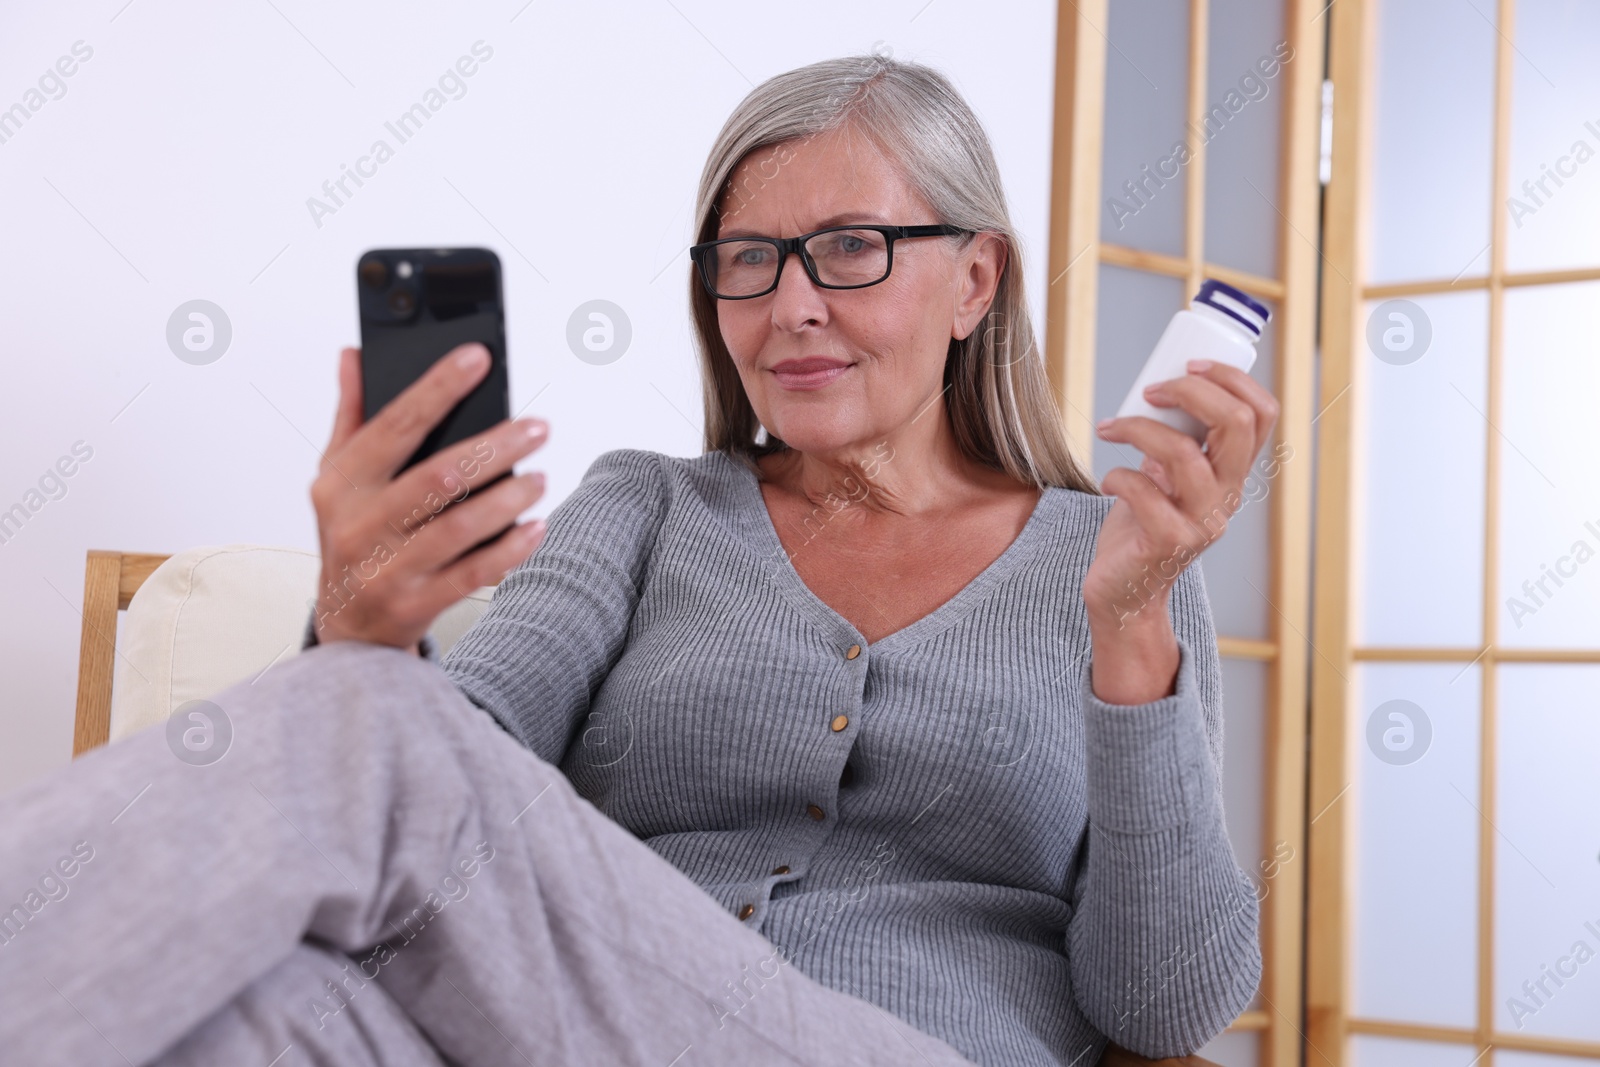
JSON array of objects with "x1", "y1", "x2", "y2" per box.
[
  {"x1": 387, "y1": 289, "x2": 416, "y2": 315},
  {"x1": 359, "y1": 259, "x2": 389, "y2": 289}
]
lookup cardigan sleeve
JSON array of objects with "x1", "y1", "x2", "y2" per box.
[
  {"x1": 436, "y1": 448, "x2": 669, "y2": 765},
  {"x1": 1065, "y1": 558, "x2": 1263, "y2": 1058}
]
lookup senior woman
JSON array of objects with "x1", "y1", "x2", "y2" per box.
[{"x1": 0, "y1": 54, "x2": 1272, "y2": 1067}]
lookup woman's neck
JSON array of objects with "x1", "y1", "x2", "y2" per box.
[{"x1": 758, "y1": 406, "x2": 1027, "y2": 521}]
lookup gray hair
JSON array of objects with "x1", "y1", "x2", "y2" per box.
[{"x1": 688, "y1": 50, "x2": 1101, "y2": 495}]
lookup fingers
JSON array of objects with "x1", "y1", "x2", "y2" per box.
[
  {"x1": 1101, "y1": 466, "x2": 1206, "y2": 555},
  {"x1": 1149, "y1": 363, "x2": 1280, "y2": 483},
  {"x1": 307, "y1": 338, "x2": 551, "y2": 650},
  {"x1": 1140, "y1": 372, "x2": 1256, "y2": 490},
  {"x1": 396, "y1": 469, "x2": 548, "y2": 575},
  {"x1": 1100, "y1": 414, "x2": 1216, "y2": 508},
  {"x1": 377, "y1": 415, "x2": 548, "y2": 566},
  {"x1": 1196, "y1": 361, "x2": 1281, "y2": 430},
  {"x1": 388, "y1": 413, "x2": 548, "y2": 518},
  {"x1": 1105, "y1": 361, "x2": 1280, "y2": 498},
  {"x1": 420, "y1": 518, "x2": 548, "y2": 621},
  {"x1": 325, "y1": 347, "x2": 366, "y2": 460},
  {"x1": 337, "y1": 342, "x2": 494, "y2": 486},
  {"x1": 1141, "y1": 456, "x2": 1174, "y2": 496}
]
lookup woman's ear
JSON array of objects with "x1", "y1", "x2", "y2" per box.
[{"x1": 950, "y1": 232, "x2": 1007, "y2": 341}]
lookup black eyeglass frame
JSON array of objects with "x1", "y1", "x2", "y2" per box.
[{"x1": 689, "y1": 223, "x2": 972, "y2": 300}]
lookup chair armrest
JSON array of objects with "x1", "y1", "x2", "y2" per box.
[{"x1": 1098, "y1": 1043, "x2": 1223, "y2": 1067}]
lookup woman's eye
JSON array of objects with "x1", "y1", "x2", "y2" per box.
[
  {"x1": 820, "y1": 234, "x2": 865, "y2": 255},
  {"x1": 735, "y1": 247, "x2": 769, "y2": 266}
]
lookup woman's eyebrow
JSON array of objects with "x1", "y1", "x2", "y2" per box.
[{"x1": 717, "y1": 212, "x2": 892, "y2": 239}]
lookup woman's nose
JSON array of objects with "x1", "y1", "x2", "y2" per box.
[{"x1": 769, "y1": 249, "x2": 828, "y2": 329}]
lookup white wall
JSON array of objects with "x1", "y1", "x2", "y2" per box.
[{"x1": 0, "y1": 1, "x2": 1059, "y2": 793}]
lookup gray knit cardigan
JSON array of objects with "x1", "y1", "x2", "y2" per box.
[{"x1": 310, "y1": 447, "x2": 1262, "y2": 1064}]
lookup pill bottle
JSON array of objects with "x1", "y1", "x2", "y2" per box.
[{"x1": 1114, "y1": 279, "x2": 1271, "y2": 443}]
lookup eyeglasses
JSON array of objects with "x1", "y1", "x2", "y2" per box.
[{"x1": 689, "y1": 223, "x2": 971, "y2": 300}]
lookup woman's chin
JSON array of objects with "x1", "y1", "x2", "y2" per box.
[{"x1": 765, "y1": 425, "x2": 867, "y2": 455}]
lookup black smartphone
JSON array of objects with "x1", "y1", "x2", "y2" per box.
[{"x1": 356, "y1": 246, "x2": 513, "y2": 556}]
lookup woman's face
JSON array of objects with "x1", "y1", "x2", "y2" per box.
[{"x1": 713, "y1": 125, "x2": 1003, "y2": 457}]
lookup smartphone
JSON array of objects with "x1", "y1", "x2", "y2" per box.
[{"x1": 356, "y1": 246, "x2": 513, "y2": 555}]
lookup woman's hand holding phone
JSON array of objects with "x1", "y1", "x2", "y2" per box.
[{"x1": 310, "y1": 341, "x2": 549, "y2": 651}]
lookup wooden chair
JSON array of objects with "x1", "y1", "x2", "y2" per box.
[
  {"x1": 73, "y1": 550, "x2": 170, "y2": 755},
  {"x1": 1101, "y1": 1046, "x2": 1222, "y2": 1067},
  {"x1": 70, "y1": 550, "x2": 1222, "y2": 1066}
]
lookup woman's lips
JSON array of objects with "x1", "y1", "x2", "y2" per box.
[{"x1": 771, "y1": 362, "x2": 852, "y2": 390}]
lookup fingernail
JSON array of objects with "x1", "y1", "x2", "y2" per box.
[
  {"x1": 457, "y1": 344, "x2": 490, "y2": 369},
  {"x1": 1097, "y1": 417, "x2": 1114, "y2": 430},
  {"x1": 518, "y1": 418, "x2": 547, "y2": 439},
  {"x1": 1143, "y1": 383, "x2": 1164, "y2": 396},
  {"x1": 1187, "y1": 359, "x2": 1213, "y2": 372}
]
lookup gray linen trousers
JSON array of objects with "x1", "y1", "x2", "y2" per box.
[{"x1": 0, "y1": 640, "x2": 979, "y2": 1066}]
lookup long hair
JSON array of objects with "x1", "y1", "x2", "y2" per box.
[{"x1": 689, "y1": 51, "x2": 1100, "y2": 495}]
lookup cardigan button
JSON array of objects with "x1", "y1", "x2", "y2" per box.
[
  {"x1": 845, "y1": 644, "x2": 861, "y2": 660},
  {"x1": 806, "y1": 803, "x2": 826, "y2": 821},
  {"x1": 738, "y1": 903, "x2": 755, "y2": 921},
  {"x1": 771, "y1": 865, "x2": 791, "y2": 876},
  {"x1": 831, "y1": 714, "x2": 849, "y2": 732}
]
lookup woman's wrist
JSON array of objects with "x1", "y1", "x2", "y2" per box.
[
  {"x1": 1086, "y1": 603, "x2": 1180, "y2": 706},
  {"x1": 303, "y1": 608, "x2": 428, "y2": 659}
]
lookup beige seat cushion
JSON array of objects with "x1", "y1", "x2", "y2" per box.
[{"x1": 109, "y1": 544, "x2": 494, "y2": 741}]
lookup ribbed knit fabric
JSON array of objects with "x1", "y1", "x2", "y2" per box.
[{"x1": 430, "y1": 447, "x2": 1262, "y2": 1065}]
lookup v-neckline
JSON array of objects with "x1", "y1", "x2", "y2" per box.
[{"x1": 722, "y1": 451, "x2": 1062, "y2": 657}]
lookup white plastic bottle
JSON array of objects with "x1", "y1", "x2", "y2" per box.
[{"x1": 1114, "y1": 279, "x2": 1271, "y2": 444}]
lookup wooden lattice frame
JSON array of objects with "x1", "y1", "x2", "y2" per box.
[
  {"x1": 1307, "y1": 0, "x2": 1600, "y2": 1063},
  {"x1": 1046, "y1": 1, "x2": 1325, "y2": 1063}
]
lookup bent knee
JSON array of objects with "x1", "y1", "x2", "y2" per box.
[
  {"x1": 213, "y1": 639, "x2": 480, "y2": 748},
  {"x1": 153, "y1": 943, "x2": 444, "y2": 1066}
]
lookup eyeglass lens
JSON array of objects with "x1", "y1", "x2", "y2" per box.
[{"x1": 707, "y1": 229, "x2": 890, "y2": 296}]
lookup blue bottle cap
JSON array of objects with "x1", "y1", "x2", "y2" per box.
[{"x1": 1194, "y1": 280, "x2": 1271, "y2": 338}]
